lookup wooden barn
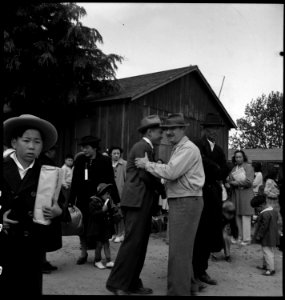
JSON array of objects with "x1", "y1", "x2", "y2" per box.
[{"x1": 58, "y1": 65, "x2": 236, "y2": 162}]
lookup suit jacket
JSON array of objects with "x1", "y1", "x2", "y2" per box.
[
  {"x1": 121, "y1": 139, "x2": 164, "y2": 208},
  {"x1": 194, "y1": 136, "x2": 229, "y2": 252},
  {"x1": 194, "y1": 136, "x2": 229, "y2": 185}
]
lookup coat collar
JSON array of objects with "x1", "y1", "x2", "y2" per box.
[{"x1": 3, "y1": 156, "x2": 41, "y2": 194}]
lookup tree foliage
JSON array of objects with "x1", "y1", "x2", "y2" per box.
[
  {"x1": 3, "y1": 3, "x2": 123, "y2": 116},
  {"x1": 229, "y1": 91, "x2": 283, "y2": 149}
]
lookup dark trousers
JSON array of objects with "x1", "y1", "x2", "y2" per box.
[
  {"x1": 106, "y1": 193, "x2": 153, "y2": 291},
  {"x1": 192, "y1": 225, "x2": 211, "y2": 277},
  {"x1": 192, "y1": 183, "x2": 223, "y2": 278},
  {"x1": 1, "y1": 231, "x2": 44, "y2": 295}
]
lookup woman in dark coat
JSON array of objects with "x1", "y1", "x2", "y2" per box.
[
  {"x1": 69, "y1": 135, "x2": 120, "y2": 264},
  {"x1": 1, "y1": 114, "x2": 63, "y2": 296}
]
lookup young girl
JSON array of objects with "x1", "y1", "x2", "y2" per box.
[
  {"x1": 251, "y1": 194, "x2": 280, "y2": 276},
  {"x1": 87, "y1": 183, "x2": 116, "y2": 269}
]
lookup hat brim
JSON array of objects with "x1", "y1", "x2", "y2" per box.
[
  {"x1": 79, "y1": 139, "x2": 101, "y2": 146},
  {"x1": 161, "y1": 123, "x2": 189, "y2": 128},
  {"x1": 3, "y1": 115, "x2": 58, "y2": 152},
  {"x1": 97, "y1": 184, "x2": 113, "y2": 196},
  {"x1": 137, "y1": 123, "x2": 161, "y2": 133},
  {"x1": 201, "y1": 123, "x2": 225, "y2": 127}
]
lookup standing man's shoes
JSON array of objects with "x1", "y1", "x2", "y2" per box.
[
  {"x1": 199, "y1": 273, "x2": 217, "y2": 285},
  {"x1": 42, "y1": 261, "x2": 58, "y2": 272},
  {"x1": 129, "y1": 287, "x2": 153, "y2": 294},
  {"x1": 106, "y1": 286, "x2": 130, "y2": 295}
]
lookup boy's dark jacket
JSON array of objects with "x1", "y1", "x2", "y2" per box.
[
  {"x1": 86, "y1": 195, "x2": 115, "y2": 241},
  {"x1": 1, "y1": 155, "x2": 66, "y2": 252},
  {"x1": 253, "y1": 208, "x2": 280, "y2": 247}
]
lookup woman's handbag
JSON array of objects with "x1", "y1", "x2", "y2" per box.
[{"x1": 61, "y1": 205, "x2": 84, "y2": 236}]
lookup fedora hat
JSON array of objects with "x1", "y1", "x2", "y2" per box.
[
  {"x1": 161, "y1": 113, "x2": 189, "y2": 128},
  {"x1": 79, "y1": 135, "x2": 101, "y2": 147},
  {"x1": 97, "y1": 183, "x2": 113, "y2": 197},
  {"x1": 137, "y1": 115, "x2": 161, "y2": 133},
  {"x1": 3, "y1": 114, "x2": 58, "y2": 152},
  {"x1": 201, "y1": 113, "x2": 224, "y2": 127}
]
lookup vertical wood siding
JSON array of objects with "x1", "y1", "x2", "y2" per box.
[{"x1": 72, "y1": 72, "x2": 231, "y2": 161}]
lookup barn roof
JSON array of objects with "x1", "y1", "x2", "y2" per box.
[
  {"x1": 86, "y1": 65, "x2": 236, "y2": 128},
  {"x1": 228, "y1": 148, "x2": 283, "y2": 162}
]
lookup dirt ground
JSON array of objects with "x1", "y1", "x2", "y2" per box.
[{"x1": 43, "y1": 231, "x2": 283, "y2": 296}]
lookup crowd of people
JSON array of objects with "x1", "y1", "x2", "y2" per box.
[{"x1": 1, "y1": 112, "x2": 282, "y2": 296}]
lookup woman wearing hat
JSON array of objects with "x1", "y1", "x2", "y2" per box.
[
  {"x1": 69, "y1": 135, "x2": 120, "y2": 265},
  {"x1": 1, "y1": 114, "x2": 63, "y2": 295}
]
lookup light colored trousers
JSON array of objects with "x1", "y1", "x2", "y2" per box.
[
  {"x1": 262, "y1": 246, "x2": 275, "y2": 271},
  {"x1": 236, "y1": 215, "x2": 252, "y2": 242},
  {"x1": 167, "y1": 196, "x2": 203, "y2": 296}
]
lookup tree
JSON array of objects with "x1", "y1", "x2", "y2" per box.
[
  {"x1": 229, "y1": 91, "x2": 283, "y2": 149},
  {"x1": 3, "y1": 3, "x2": 123, "y2": 117}
]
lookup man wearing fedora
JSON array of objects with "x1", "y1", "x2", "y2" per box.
[
  {"x1": 106, "y1": 115, "x2": 165, "y2": 295},
  {"x1": 192, "y1": 113, "x2": 229, "y2": 286},
  {"x1": 135, "y1": 113, "x2": 205, "y2": 296},
  {"x1": 69, "y1": 135, "x2": 120, "y2": 265},
  {"x1": 1, "y1": 114, "x2": 63, "y2": 295}
]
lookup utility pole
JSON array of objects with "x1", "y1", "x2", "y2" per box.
[{"x1": 218, "y1": 76, "x2": 225, "y2": 98}]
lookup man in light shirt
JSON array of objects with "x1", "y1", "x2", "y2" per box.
[{"x1": 135, "y1": 113, "x2": 205, "y2": 296}]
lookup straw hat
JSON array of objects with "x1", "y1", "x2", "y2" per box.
[{"x1": 3, "y1": 114, "x2": 58, "y2": 152}]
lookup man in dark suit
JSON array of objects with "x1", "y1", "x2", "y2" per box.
[
  {"x1": 106, "y1": 115, "x2": 164, "y2": 295},
  {"x1": 192, "y1": 113, "x2": 229, "y2": 286}
]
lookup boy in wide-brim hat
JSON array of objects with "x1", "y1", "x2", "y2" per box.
[
  {"x1": 2, "y1": 114, "x2": 62, "y2": 296},
  {"x1": 3, "y1": 114, "x2": 58, "y2": 152}
]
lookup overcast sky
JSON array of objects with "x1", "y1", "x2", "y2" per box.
[{"x1": 79, "y1": 3, "x2": 283, "y2": 124}]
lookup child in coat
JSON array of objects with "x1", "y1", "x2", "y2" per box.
[
  {"x1": 221, "y1": 200, "x2": 238, "y2": 262},
  {"x1": 86, "y1": 183, "x2": 116, "y2": 269},
  {"x1": 251, "y1": 194, "x2": 280, "y2": 276}
]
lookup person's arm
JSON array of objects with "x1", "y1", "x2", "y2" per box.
[
  {"x1": 69, "y1": 159, "x2": 82, "y2": 206},
  {"x1": 254, "y1": 213, "x2": 270, "y2": 241},
  {"x1": 136, "y1": 145, "x2": 199, "y2": 181},
  {"x1": 239, "y1": 164, "x2": 255, "y2": 188},
  {"x1": 61, "y1": 166, "x2": 69, "y2": 188},
  {"x1": 89, "y1": 197, "x2": 107, "y2": 216}
]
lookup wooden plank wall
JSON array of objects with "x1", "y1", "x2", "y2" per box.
[{"x1": 71, "y1": 71, "x2": 231, "y2": 162}]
